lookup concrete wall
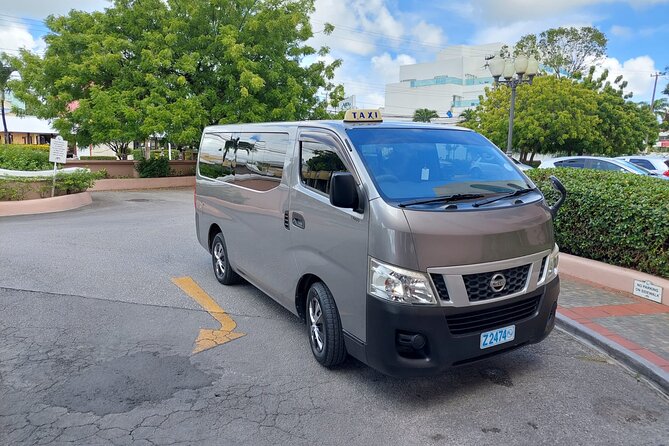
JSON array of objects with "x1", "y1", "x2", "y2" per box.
[{"x1": 63, "y1": 160, "x2": 196, "y2": 178}]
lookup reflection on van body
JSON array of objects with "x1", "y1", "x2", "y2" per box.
[{"x1": 195, "y1": 119, "x2": 562, "y2": 377}]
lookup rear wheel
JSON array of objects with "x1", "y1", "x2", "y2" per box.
[
  {"x1": 307, "y1": 282, "x2": 346, "y2": 367},
  {"x1": 211, "y1": 233, "x2": 241, "y2": 285}
]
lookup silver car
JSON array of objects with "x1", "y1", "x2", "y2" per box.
[
  {"x1": 616, "y1": 156, "x2": 669, "y2": 177},
  {"x1": 195, "y1": 111, "x2": 564, "y2": 376},
  {"x1": 540, "y1": 156, "x2": 668, "y2": 179}
]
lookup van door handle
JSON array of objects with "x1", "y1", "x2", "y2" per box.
[{"x1": 292, "y1": 212, "x2": 305, "y2": 230}]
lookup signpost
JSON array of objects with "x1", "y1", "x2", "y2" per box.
[
  {"x1": 633, "y1": 280, "x2": 663, "y2": 304},
  {"x1": 49, "y1": 136, "x2": 68, "y2": 197}
]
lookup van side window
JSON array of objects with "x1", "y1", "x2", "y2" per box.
[
  {"x1": 198, "y1": 133, "x2": 235, "y2": 180},
  {"x1": 229, "y1": 133, "x2": 289, "y2": 191},
  {"x1": 300, "y1": 141, "x2": 348, "y2": 195}
]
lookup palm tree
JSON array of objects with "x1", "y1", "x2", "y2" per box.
[
  {"x1": 413, "y1": 108, "x2": 439, "y2": 123},
  {"x1": 653, "y1": 98, "x2": 669, "y2": 130}
]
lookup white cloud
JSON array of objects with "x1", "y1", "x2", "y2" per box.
[
  {"x1": 0, "y1": 23, "x2": 45, "y2": 55},
  {"x1": 610, "y1": 25, "x2": 633, "y2": 37},
  {"x1": 411, "y1": 21, "x2": 446, "y2": 48},
  {"x1": 371, "y1": 53, "x2": 416, "y2": 86},
  {"x1": 0, "y1": 0, "x2": 110, "y2": 19},
  {"x1": 471, "y1": 0, "x2": 669, "y2": 24},
  {"x1": 596, "y1": 55, "x2": 659, "y2": 101}
]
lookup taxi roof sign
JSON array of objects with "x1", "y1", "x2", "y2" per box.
[{"x1": 344, "y1": 109, "x2": 383, "y2": 123}]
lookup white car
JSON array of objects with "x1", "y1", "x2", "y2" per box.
[
  {"x1": 539, "y1": 156, "x2": 669, "y2": 179},
  {"x1": 616, "y1": 156, "x2": 669, "y2": 177}
]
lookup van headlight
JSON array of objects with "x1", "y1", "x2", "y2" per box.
[
  {"x1": 546, "y1": 245, "x2": 559, "y2": 281},
  {"x1": 369, "y1": 258, "x2": 437, "y2": 305}
]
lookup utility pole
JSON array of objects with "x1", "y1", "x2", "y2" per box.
[{"x1": 650, "y1": 71, "x2": 666, "y2": 113}]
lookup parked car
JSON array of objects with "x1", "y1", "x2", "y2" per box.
[
  {"x1": 616, "y1": 156, "x2": 669, "y2": 177},
  {"x1": 539, "y1": 156, "x2": 669, "y2": 179}
]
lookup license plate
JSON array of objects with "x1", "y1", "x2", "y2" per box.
[{"x1": 480, "y1": 325, "x2": 515, "y2": 349}]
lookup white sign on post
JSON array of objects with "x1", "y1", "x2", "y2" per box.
[
  {"x1": 49, "y1": 136, "x2": 68, "y2": 164},
  {"x1": 633, "y1": 280, "x2": 663, "y2": 303}
]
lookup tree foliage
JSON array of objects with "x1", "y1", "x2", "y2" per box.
[
  {"x1": 514, "y1": 27, "x2": 607, "y2": 78},
  {"x1": 412, "y1": 108, "x2": 439, "y2": 123},
  {"x1": 9, "y1": 0, "x2": 344, "y2": 158},
  {"x1": 464, "y1": 73, "x2": 658, "y2": 161}
]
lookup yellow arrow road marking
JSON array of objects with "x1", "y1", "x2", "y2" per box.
[{"x1": 171, "y1": 276, "x2": 245, "y2": 354}]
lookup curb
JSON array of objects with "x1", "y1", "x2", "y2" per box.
[
  {"x1": 556, "y1": 313, "x2": 669, "y2": 395},
  {"x1": 0, "y1": 191, "x2": 92, "y2": 217}
]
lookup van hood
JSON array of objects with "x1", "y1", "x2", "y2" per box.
[{"x1": 402, "y1": 202, "x2": 554, "y2": 270}]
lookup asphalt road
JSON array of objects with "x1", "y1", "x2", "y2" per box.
[{"x1": 1, "y1": 189, "x2": 667, "y2": 446}]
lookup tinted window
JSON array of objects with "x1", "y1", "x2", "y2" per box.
[
  {"x1": 300, "y1": 141, "x2": 348, "y2": 195},
  {"x1": 587, "y1": 159, "x2": 624, "y2": 171},
  {"x1": 554, "y1": 159, "x2": 585, "y2": 168},
  {"x1": 346, "y1": 128, "x2": 527, "y2": 201},
  {"x1": 629, "y1": 159, "x2": 655, "y2": 170},
  {"x1": 231, "y1": 133, "x2": 289, "y2": 191},
  {"x1": 198, "y1": 133, "x2": 235, "y2": 180}
]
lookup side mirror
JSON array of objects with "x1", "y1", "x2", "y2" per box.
[
  {"x1": 548, "y1": 175, "x2": 566, "y2": 219},
  {"x1": 330, "y1": 172, "x2": 358, "y2": 209}
]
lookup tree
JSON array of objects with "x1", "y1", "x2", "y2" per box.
[
  {"x1": 514, "y1": 27, "x2": 607, "y2": 78},
  {"x1": 463, "y1": 73, "x2": 657, "y2": 161},
  {"x1": 9, "y1": 0, "x2": 344, "y2": 158},
  {"x1": 458, "y1": 108, "x2": 476, "y2": 124},
  {"x1": 413, "y1": 108, "x2": 439, "y2": 123},
  {"x1": 0, "y1": 54, "x2": 14, "y2": 145}
]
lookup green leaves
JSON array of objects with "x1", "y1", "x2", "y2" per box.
[
  {"x1": 528, "y1": 168, "x2": 669, "y2": 279},
  {"x1": 465, "y1": 75, "x2": 658, "y2": 159},
  {"x1": 413, "y1": 108, "x2": 439, "y2": 123},
  {"x1": 8, "y1": 0, "x2": 343, "y2": 151}
]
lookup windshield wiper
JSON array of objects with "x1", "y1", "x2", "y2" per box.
[
  {"x1": 471, "y1": 187, "x2": 535, "y2": 208},
  {"x1": 398, "y1": 193, "x2": 485, "y2": 208}
]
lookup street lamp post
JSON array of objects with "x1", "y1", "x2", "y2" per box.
[{"x1": 487, "y1": 54, "x2": 539, "y2": 156}]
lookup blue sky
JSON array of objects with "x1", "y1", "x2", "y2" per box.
[{"x1": 1, "y1": 0, "x2": 667, "y2": 108}]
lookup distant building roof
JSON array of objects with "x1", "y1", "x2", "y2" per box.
[{"x1": 2, "y1": 115, "x2": 57, "y2": 134}]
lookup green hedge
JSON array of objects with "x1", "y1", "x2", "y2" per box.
[
  {"x1": 0, "y1": 144, "x2": 53, "y2": 170},
  {"x1": 527, "y1": 168, "x2": 669, "y2": 279},
  {"x1": 135, "y1": 157, "x2": 170, "y2": 177},
  {"x1": 0, "y1": 170, "x2": 104, "y2": 201},
  {"x1": 79, "y1": 156, "x2": 118, "y2": 160}
]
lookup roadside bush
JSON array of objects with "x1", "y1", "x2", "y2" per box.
[
  {"x1": 0, "y1": 145, "x2": 52, "y2": 170},
  {"x1": 527, "y1": 168, "x2": 669, "y2": 279},
  {"x1": 0, "y1": 170, "x2": 104, "y2": 201},
  {"x1": 135, "y1": 157, "x2": 170, "y2": 177}
]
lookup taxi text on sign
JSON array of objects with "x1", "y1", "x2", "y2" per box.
[{"x1": 49, "y1": 136, "x2": 68, "y2": 164}]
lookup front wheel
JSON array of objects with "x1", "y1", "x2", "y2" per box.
[
  {"x1": 211, "y1": 233, "x2": 241, "y2": 285},
  {"x1": 307, "y1": 282, "x2": 346, "y2": 367}
]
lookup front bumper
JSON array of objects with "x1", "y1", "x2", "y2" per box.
[{"x1": 359, "y1": 277, "x2": 560, "y2": 377}]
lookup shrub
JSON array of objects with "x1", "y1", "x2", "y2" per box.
[
  {"x1": 0, "y1": 170, "x2": 103, "y2": 201},
  {"x1": 79, "y1": 156, "x2": 118, "y2": 160},
  {"x1": 135, "y1": 157, "x2": 170, "y2": 177},
  {"x1": 527, "y1": 168, "x2": 669, "y2": 279},
  {"x1": 0, "y1": 144, "x2": 52, "y2": 170}
]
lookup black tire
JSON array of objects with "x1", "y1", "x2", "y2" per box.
[
  {"x1": 211, "y1": 233, "x2": 241, "y2": 285},
  {"x1": 307, "y1": 282, "x2": 346, "y2": 367}
]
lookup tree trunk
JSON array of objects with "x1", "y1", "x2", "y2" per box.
[
  {"x1": 529, "y1": 152, "x2": 536, "y2": 163},
  {"x1": 1, "y1": 89, "x2": 9, "y2": 144}
]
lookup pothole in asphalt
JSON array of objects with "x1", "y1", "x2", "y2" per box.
[{"x1": 44, "y1": 352, "x2": 217, "y2": 416}]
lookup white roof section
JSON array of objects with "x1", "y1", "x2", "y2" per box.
[{"x1": 3, "y1": 115, "x2": 57, "y2": 134}]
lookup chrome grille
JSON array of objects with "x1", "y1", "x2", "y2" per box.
[
  {"x1": 430, "y1": 274, "x2": 450, "y2": 301},
  {"x1": 463, "y1": 264, "x2": 530, "y2": 302}
]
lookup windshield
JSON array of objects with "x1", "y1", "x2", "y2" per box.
[{"x1": 346, "y1": 128, "x2": 530, "y2": 202}]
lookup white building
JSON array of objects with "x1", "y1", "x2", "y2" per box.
[{"x1": 385, "y1": 43, "x2": 503, "y2": 121}]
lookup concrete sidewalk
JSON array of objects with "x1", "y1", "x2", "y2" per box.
[{"x1": 557, "y1": 278, "x2": 669, "y2": 394}]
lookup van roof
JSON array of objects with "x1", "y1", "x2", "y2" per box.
[{"x1": 203, "y1": 120, "x2": 473, "y2": 133}]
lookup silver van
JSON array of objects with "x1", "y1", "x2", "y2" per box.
[{"x1": 195, "y1": 111, "x2": 565, "y2": 376}]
